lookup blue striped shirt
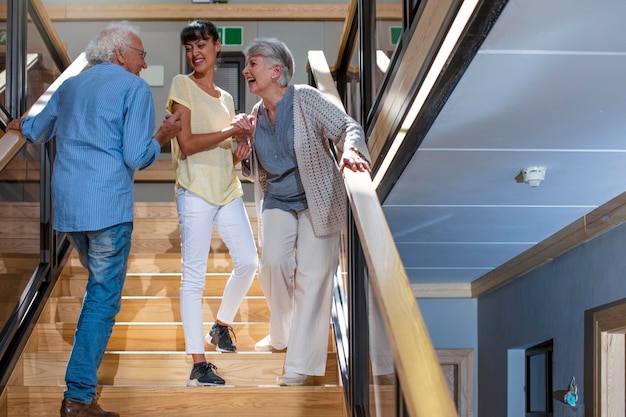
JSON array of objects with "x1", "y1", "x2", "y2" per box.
[{"x1": 20, "y1": 62, "x2": 161, "y2": 232}]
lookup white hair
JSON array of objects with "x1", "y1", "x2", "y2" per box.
[{"x1": 85, "y1": 21, "x2": 140, "y2": 66}]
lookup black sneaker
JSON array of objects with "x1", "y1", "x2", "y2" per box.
[
  {"x1": 187, "y1": 362, "x2": 225, "y2": 386},
  {"x1": 207, "y1": 322, "x2": 237, "y2": 352}
]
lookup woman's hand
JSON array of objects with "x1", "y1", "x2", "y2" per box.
[
  {"x1": 339, "y1": 148, "x2": 371, "y2": 173},
  {"x1": 231, "y1": 113, "x2": 255, "y2": 142},
  {"x1": 233, "y1": 140, "x2": 251, "y2": 161}
]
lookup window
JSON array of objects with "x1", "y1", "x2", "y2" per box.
[
  {"x1": 526, "y1": 340, "x2": 553, "y2": 417},
  {"x1": 184, "y1": 52, "x2": 246, "y2": 113},
  {"x1": 214, "y1": 53, "x2": 246, "y2": 113}
]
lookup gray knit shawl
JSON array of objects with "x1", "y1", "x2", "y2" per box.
[{"x1": 251, "y1": 84, "x2": 371, "y2": 243}]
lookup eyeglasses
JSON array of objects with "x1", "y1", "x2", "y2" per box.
[{"x1": 129, "y1": 46, "x2": 147, "y2": 60}]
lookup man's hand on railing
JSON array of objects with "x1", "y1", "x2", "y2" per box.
[{"x1": 7, "y1": 117, "x2": 23, "y2": 132}]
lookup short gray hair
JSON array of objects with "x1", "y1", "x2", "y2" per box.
[
  {"x1": 85, "y1": 21, "x2": 140, "y2": 66},
  {"x1": 243, "y1": 38, "x2": 294, "y2": 87}
]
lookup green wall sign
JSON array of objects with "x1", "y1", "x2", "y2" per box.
[
  {"x1": 390, "y1": 27, "x2": 402, "y2": 45},
  {"x1": 217, "y1": 26, "x2": 243, "y2": 46}
]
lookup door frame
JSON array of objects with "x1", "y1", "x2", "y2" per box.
[{"x1": 588, "y1": 301, "x2": 626, "y2": 417}]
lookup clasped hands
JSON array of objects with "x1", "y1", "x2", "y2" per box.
[{"x1": 231, "y1": 113, "x2": 255, "y2": 160}]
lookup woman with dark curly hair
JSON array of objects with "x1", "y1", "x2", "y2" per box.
[{"x1": 166, "y1": 20, "x2": 258, "y2": 386}]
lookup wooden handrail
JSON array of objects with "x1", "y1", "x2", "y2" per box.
[
  {"x1": 28, "y1": 0, "x2": 72, "y2": 71},
  {"x1": 334, "y1": 0, "x2": 358, "y2": 76},
  {"x1": 0, "y1": 53, "x2": 88, "y2": 172},
  {"x1": 0, "y1": 54, "x2": 41, "y2": 172},
  {"x1": 344, "y1": 169, "x2": 459, "y2": 417},
  {"x1": 308, "y1": 49, "x2": 458, "y2": 417}
]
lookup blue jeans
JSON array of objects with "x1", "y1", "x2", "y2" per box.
[{"x1": 64, "y1": 222, "x2": 132, "y2": 404}]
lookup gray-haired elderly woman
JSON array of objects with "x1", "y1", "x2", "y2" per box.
[{"x1": 235, "y1": 37, "x2": 371, "y2": 386}]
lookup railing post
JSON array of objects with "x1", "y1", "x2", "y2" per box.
[
  {"x1": 358, "y1": 0, "x2": 375, "y2": 124},
  {"x1": 348, "y1": 210, "x2": 369, "y2": 416},
  {"x1": 40, "y1": 142, "x2": 54, "y2": 266},
  {"x1": 6, "y1": 0, "x2": 28, "y2": 118}
]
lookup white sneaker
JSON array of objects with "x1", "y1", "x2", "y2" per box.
[
  {"x1": 254, "y1": 335, "x2": 275, "y2": 352},
  {"x1": 276, "y1": 372, "x2": 308, "y2": 386}
]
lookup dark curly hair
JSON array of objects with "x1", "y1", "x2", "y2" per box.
[{"x1": 181, "y1": 21, "x2": 220, "y2": 48}]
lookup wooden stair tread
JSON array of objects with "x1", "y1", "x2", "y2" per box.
[
  {"x1": 21, "y1": 352, "x2": 339, "y2": 387},
  {"x1": 7, "y1": 385, "x2": 345, "y2": 417},
  {"x1": 52, "y1": 273, "x2": 265, "y2": 297},
  {"x1": 34, "y1": 322, "x2": 266, "y2": 352},
  {"x1": 34, "y1": 323, "x2": 335, "y2": 352},
  {"x1": 43, "y1": 296, "x2": 270, "y2": 323},
  {"x1": 131, "y1": 201, "x2": 257, "y2": 219},
  {"x1": 65, "y1": 253, "x2": 240, "y2": 274},
  {"x1": 0, "y1": 253, "x2": 41, "y2": 273}
]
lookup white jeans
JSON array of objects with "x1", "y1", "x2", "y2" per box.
[
  {"x1": 259, "y1": 208, "x2": 339, "y2": 375},
  {"x1": 177, "y1": 188, "x2": 258, "y2": 354}
]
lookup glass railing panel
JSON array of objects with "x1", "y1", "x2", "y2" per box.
[
  {"x1": 338, "y1": 4, "x2": 361, "y2": 124},
  {"x1": 0, "y1": 4, "x2": 62, "y2": 343},
  {"x1": 340, "y1": 0, "x2": 402, "y2": 125},
  {"x1": 0, "y1": 141, "x2": 41, "y2": 333},
  {"x1": 373, "y1": 0, "x2": 403, "y2": 101},
  {"x1": 344, "y1": 35, "x2": 361, "y2": 123},
  {"x1": 369, "y1": 283, "x2": 398, "y2": 417}
]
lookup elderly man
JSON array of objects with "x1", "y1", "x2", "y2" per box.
[{"x1": 8, "y1": 21, "x2": 182, "y2": 417}]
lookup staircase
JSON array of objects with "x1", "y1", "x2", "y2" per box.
[{"x1": 4, "y1": 202, "x2": 345, "y2": 416}]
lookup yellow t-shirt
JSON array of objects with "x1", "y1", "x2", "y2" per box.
[{"x1": 166, "y1": 74, "x2": 242, "y2": 205}]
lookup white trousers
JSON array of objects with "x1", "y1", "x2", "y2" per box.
[
  {"x1": 259, "y1": 208, "x2": 339, "y2": 376},
  {"x1": 177, "y1": 188, "x2": 258, "y2": 354}
]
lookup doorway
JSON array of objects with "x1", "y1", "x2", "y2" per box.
[{"x1": 588, "y1": 300, "x2": 626, "y2": 417}]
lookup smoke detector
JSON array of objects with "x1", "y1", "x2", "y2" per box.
[{"x1": 522, "y1": 166, "x2": 546, "y2": 187}]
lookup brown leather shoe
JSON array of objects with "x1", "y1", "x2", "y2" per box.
[{"x1": 60, "y1": 398, "x2": 120, "y2": 417}]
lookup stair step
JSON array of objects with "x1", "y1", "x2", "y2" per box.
[
  {"x1": 42, "y1": 296, "x2": 270, "y2": 323},
  {"x1": 7, "y1": 385, "x2": 345, "y2": 417},
  {"x1": 0, "y1": 253, "x2": 39, "y2": 274},
  {"x1": 21, "y1": 352, "x2": 339, "y2": 386},
  {"x1": 34, "y1": 322, "x2": 268, "y2": 352},
  {"x1": 51, "y1": 273, "x2": 265, "y2": 297},
  {"x1": 4, "y1": 199, "x2": 345, "y2": 416},
  {"x1": 130, "y1": 218, "x2": 259, "y2": 255},
  {"x1": 33, "y1": 323, "x2": 335, "y2": 353},
  {"x1": 65, "y1": 253, "x2": 239, "y2": 274}
]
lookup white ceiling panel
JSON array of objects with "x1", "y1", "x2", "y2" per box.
[{"x1": 381, "y1": 0, "x2": 626, "y2": 290}]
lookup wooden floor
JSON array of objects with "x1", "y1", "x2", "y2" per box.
[{"x1": 1, "y1": 202, "x2": 346, "y2": 417}]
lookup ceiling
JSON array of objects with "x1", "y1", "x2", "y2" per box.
[{"x1": 381, "y1": 0, "x2": 626, "y2": 296}]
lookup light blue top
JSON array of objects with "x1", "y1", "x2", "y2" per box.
[
  {"x1": 255, "y1": 85, "x2": 307, "y2": 212},
  {"x1": 20, "y1": 62, "x2": 161, "y2": 232}
]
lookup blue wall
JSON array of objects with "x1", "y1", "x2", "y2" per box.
[
  {"x1": 419, "y1": 298, "x2": 477, "y2": 348},
  {"x1": 478, "y1": 221, "x2": 626, "y2": 416},
  {"x1": 419, "y1": 297, "x2": 478, "y2": 416}
]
